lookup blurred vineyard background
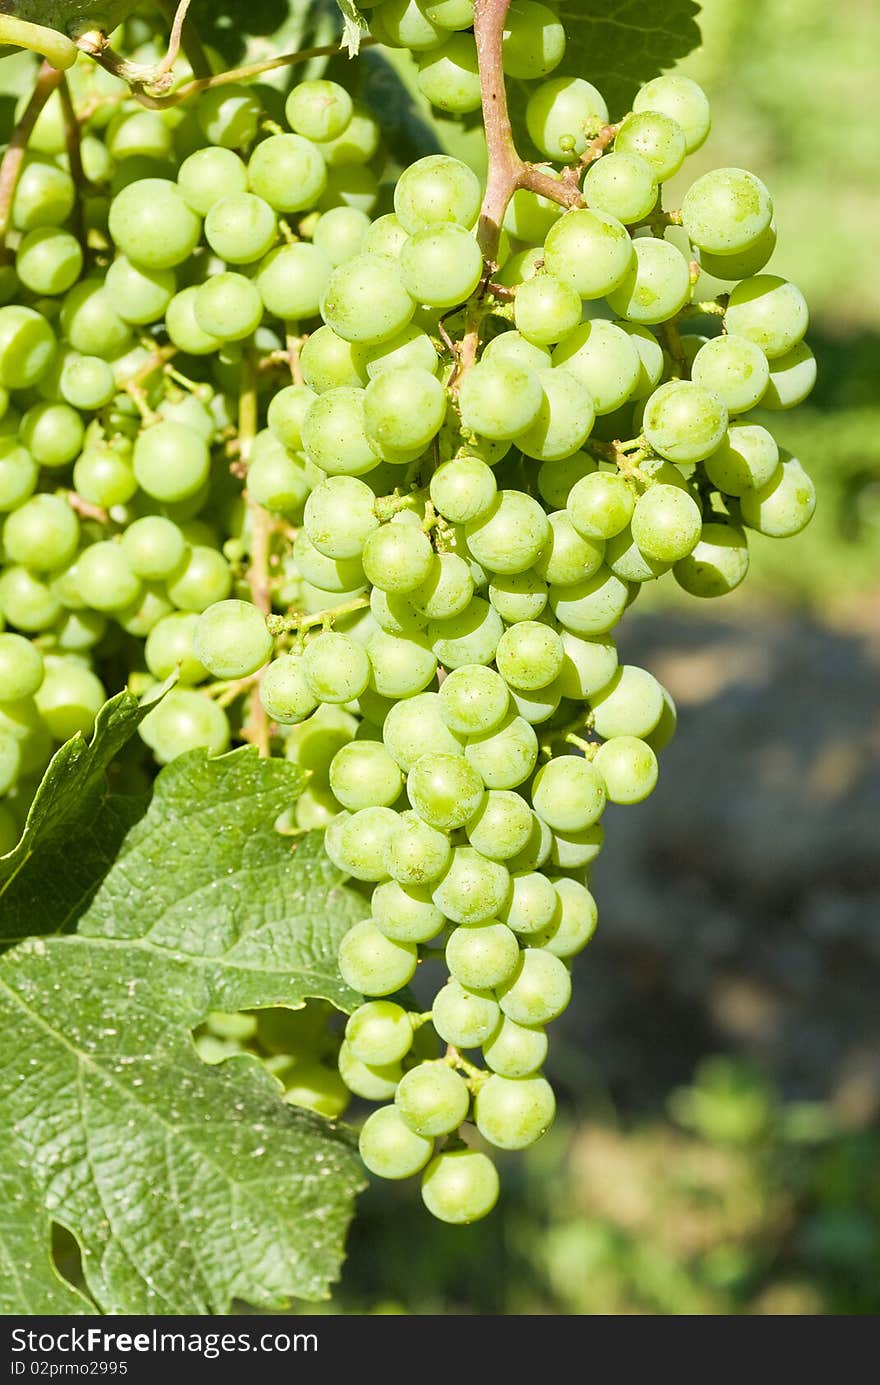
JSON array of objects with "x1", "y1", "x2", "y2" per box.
[{"x1": 315, "y1": 0, "x2": 880, "y2": 1315}]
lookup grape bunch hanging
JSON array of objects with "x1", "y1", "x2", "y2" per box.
[{"x1": 0, "y1": 0, "x2": 815, "y2": 1224}]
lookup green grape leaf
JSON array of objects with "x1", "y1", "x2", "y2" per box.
[
  {"x1": 0, "y1": 1159, "x2": 96, "y2": 1315},
  {"x1": 513, "y1": 0, "x2": 703, "y2": 139},
  {"x1": 0, "y1": 936, "x2": 364, "y2": 1313},
  {"x1": 0, "y1": 690, "x2": 160, "y2": 949},
  {"x1": 335, "y1": 0, "x2": 368, "y2": 55}
]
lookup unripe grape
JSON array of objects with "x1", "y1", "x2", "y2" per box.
[
  {"x1": 194, "y1": 600, "x2": 273, "y2": 679},
  {"x1": 673, "y1": 523, "x2": 750, "y2": 598},
  {"x1": 396, "y1": 1062, "x2": 470, "y2": 1137},
  {"x1": 337, "y1": 919, "x2": 417, "y2": 996},
  {"x1": 474, "y1": 1073, "x2": 556, "y2": 1149},
  {"x1": 445, "y1": 918, "x2": 520, "y2": 989},
  {"x1": 360, "y1": 1105, "x2": 433, "y2": 1179}
]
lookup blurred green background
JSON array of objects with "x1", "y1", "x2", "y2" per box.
[{"x1": 313, "y1": 0, "x2": 880, "y2": 1316}]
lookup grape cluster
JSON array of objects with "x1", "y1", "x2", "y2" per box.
[{"x1": 0, "y1": 3, "x2": 815, "y2": 1224}]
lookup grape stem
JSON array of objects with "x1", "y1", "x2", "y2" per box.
[
  {"x1": 67, "y1": 492, "x2": 110, "y2": 525},
  {"x1": 0, "y1": 16, "x2": 77, "y2": 70},
  {"x1": 156, "y1": 0, "x2": 212, "y2": 78},
  {"x1": 266, "y1": 596, "x2": 370, "y2": 636},
  {"x1": 0, "y1": 61, "x2": 66, "y2": 248}
]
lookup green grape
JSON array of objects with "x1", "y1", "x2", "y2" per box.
[
  {"x1": 425, "y1": 0, "x2": 474, "y2": 24},
  {"x1": 193, "y1": 599, "x2": 273, "y2": 679},
  {"x1": 139, "y1": 688, "x2": 230, "y2": 763},
  {"x1": 258, "y1": 655, "x2": 316, "y2": 724},
  {"x1": 605, "y1": 525, "x2": 669, "y2": 583},
  {"x1": 364, "y1": 213, "x2": 410, "y2": 258},
  {"x1": 382, "y1": 691, "x2": 463, "y2": 770},
  {"x1": 244, "y1": 448, "x2": 310, "y2": 519},
  {"x1": 643, "y1": 380, "x2": 728, "y2": 463},
  {"x1": 393, "y1": 155, "x2": 481, "y2": 234},
  {"x1": 34, "y1": 661, "x2": 105, "y2": 741},
  {"x1": 0, "y1": 634, "x2": 44, "y2": 702},
  {"x1": 0, "y1": 730, "x2": 21, "y2": 797},
  {"x1": 256, "y1": 242, "x2": 330, "y2": 320},
  {"x1": 433, "y1": 847, "x2": 511, "y2": 926},
  {"x1": 526, "y1": 77, "x2": 609, "y2": 161},
  {"x1": 330, "y1": 740, "x2": 404, "y2": 810},
  {"x1": 723, "y1": 275, "x2": 808, "y2": 359},
  {"x1": 166, "y1": 545, "x2": 232, "y2": 612},
  {"x1": 567, "y1": 471, "x2": 634, "y2": 541},
  {"x1": 464, "y1": 711, "x2": 538, "y2": 790},
  {"x1": 634, "y1": 73, "x2": 711, "y2": 153},
  {"x1": 433, "y1": 979, "x2": 499, "y2": 1049},
  {"x1": 502, "y1": 1, "x2": 566, "y2": 79},
  {"x1": 72, "y1": 446, "x2": 136, "y2": 507},
  {"x1": 474, "y1": 1073, "x2": 555, "y2": 1150},
  {"x1": 532, "y1": 754, "x2": 606, "y2": 832},
  {"x1": 758, "y1": 342, "x2": 817, "y2": 410},
  {"x1": 109, "y1": 178, "x2": 202, "y2": 269},
  {"x1": 0, "y1": 306, "x2": 57, "y2": 389},
  {"x1": 429, "y1": 456, "x2": 497, "y2": 525},
  {"x1": 552, "y1": 320, "x2": 640, "y2": 414},
  {"x1": 438, "y1": 664, "x2": 510, "y2": 738},
  {"x1": 410, "y1": 552, "x2": 474, "y2": 620},
  {"x1": 539, "y1": 877, "x2": 598, "y2": 959},
  {"x1": 543, "y1": 208, "x2": 634, "y2": 300},
  {"x1": 691, "y1": 335, "x2": 770, "y2": 413},
  {"x1": 353, "y1": 323, "x2": 439, "y2": 380},
  {"x1": 547, "y1": 566, "x2": 629, "y2": 635},
  {"x1": 322, "y1": 253, "x2": 415, "y2": 346},
  {"x1": 15, "y1": 226, "x2": 83, "y2": 296},
  {"x1": 165, "y1": 287, "x2": 223, "y2": 356},
  {"x1": 365, "y1": 628, "x2": 437, "y2": 698},
  {"x1": 346, "y1": 1001, "x2": 413, "y2": 1067},
  {"x1": 445, "y1": 917, "x2": 520, "y2": 989},
  {"x1": 400, "y1": 224, "x2": 483, "y2": 309},
  {"x1": 739, "y1": 454, "x2": 816, "y2": 536},
  {"x1": 359, "y1": 1105, "x2": 433, "y2": 1180},
  {"x1": 312, "y1": 206, "x2": 370, "y2": 267},
  {"x1": 372, "y1": 878, "x2": 445, "y2": 943},
  {"x1": 531, "y1": 511, "x2": 604, "y2": 587},
  {"x1": 537, "y1": 450, "x2": 596, "y2": 508},
  {"x1": 699, "y1": 224, "x2": 777, "y2": 281},
  {"x1": 416, "y1": 34, "x2": 482, "y2": 115},
  {"x1": 338, "y1": 1040, "x2": 403, "y2": 1100},
  {"x1": 117, "y1": 582, "x2": 176, "y2": 638},
  {"x1": 301, "y1": 387, "x2": 381, "y2": 476},
  {"x1": 105, "y1": 255, "x2": 175, "y2": 325},
  {"x1": 371, "y1": 0, "x2": 447, "y2": 47},
  {"x1": 557, "y1": 630, "x2": 618, "y2": 700},
  {"x1": 487, "y1": 570, "x2": 547, "y2": 623},
  {"x1": 428, "y1": 596, "x2": 503, "y2": 669},
  {"x1": 59, "y1": 354, "x2": 115, "y2": 410},
  {"x1": 673, "y1": 522, "x2": 749, "y2": 597},
  {"x1": 197, "y1": 83, "x2": 261, "y2": 149},
  {"x1": 396, "y1": 1062, "x2": 471, "y2": 1138},
  {"x1": 615, "y1": 110, "x2": 686, "y2": 180},
  {"x1": 332, "y1": 806, "x2": 398, "y2": 881},
  {"x1": 617, "y1": 321, "x2": 665, "y2": 398},
  {"x1": 503, "y1": 814, "x2": 550, "y2": 874},
  {"x1": 144, "y1": 612, "x2": 207, "y2": 683},
  {"x1": 133, "y1": 420, "x2": 210, "y2": 502},
  {"x1": 631, "y1": 483, "x2": 702, "y2": 563},
  {"x1": 483, "y1": 330, "x2": 552, "y2": 375},
  {"x1": 363, "y1": 522, "x2": 434, "y2": 593},
  {"x1": 267, "y1": 384, "x2": 317, "y2": 449},
  {"x1": 3, "y1": 495, "x2": 79, "y2": 573},
  {"x1": 316, "y1": 106, "x2": 380, "y2": 169},
  {"x1": 11, "y1": 157, "x2": 75, "y2": 232},
  {"x1": 285, "y1": 78, "x2": 353, "y2": 142},
  {"x1": 590, "y1": 663, "x2": 664, "y2": 739},
  {"x1": 385, "y1": 809, "x2": 451, "y2": 886},
  {"x1": 370, "y1": 589, "x2": 426, "y2": 637},
  {"x1": 407, "y1": 752, "x2": 484, "y2": 831},
  {"x1": 364, "y1": 365, "x2": 447, "y2": 455},
  {"x1": 464, "y1": 791, "x2": 531, "y2": 864},
  {"x1": 594, "y1": 734, "x2": 658, "y2": 804},
  {"x1": 582, "y1": 151, "x2": 658, "y2": 224},
  {"x1": 458, "y1": 359, "x2": 542, "y2": 442},
  {"x1": 501, "y1": 871, "x2": 560, "y2": 937},
  {"x1": 464, "y1": 490, "x2": 550, "y2": 575},
  {"x1": 338, "y1": 918, "x2": 417, "y2": 996},
  {"x1": 202, "y1": 192, "x2": 276, "y2": 265},
  {"x1": 19, "y1": 402, "x2": 84, "y2": 469},
  {"x1": 301, "y1": 631, "x2": 370, "y2": 703},
  {"x1": 246, "y1": 134, "x2": 327, "y2": 213},
  {"x1": 194, "y1": 272, "x2": 263, "y2": 342},
  {"x1": 282, "y1": 1058, "x2": 349, "y2": 1118},
  {"x1": 304, "y1": 476, "x2": 378, "y2": 560},
  {"x1": 0, "y1": 439, "x2": 38, "y2": 513},
  {"x1": 509, "y1": 679, "x2": 562, "y2": 726},
  {"x1": 516, "y1": 367, "x2": 596, "y2": 462},
  {"x1": 494, "y1": 621, "x2": 563, "y2": 692},
  {"x1": 421, "y1": 1147, "x2": 499, "y2": 1224},
  {"x1": 498, "y1": 947, "x2": 571, "y2": 1025},
  {"x1": 483, "y1": 1016, "x2": 547, "y2": 1078},
  {"x1": 177, "y1": 146, "x2": 248, "y2": 214},
  {"x1": 74, "y1": 541, "x2": 141, "y2": 613},
  {"x1": 503, "y1": 177, "x2": 563, "y2": 244},
  {"x1": 681, "y1": 167, "x2": 773, "y2": 255},
  {"x1": 606, "y1": 236, "x2": 691, "y2": 325},
  {"x1": 61, "y1": 280, "x2": 132, "y2": 358}
]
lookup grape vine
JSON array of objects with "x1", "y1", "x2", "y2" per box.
[{"x1": 0, "y1": 0, "x2": 815, "y2": 1239}]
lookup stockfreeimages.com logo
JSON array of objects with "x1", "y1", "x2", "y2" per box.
[{"x1": 10, "y1": 1328, "x2": 317, "y2": 1362}]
